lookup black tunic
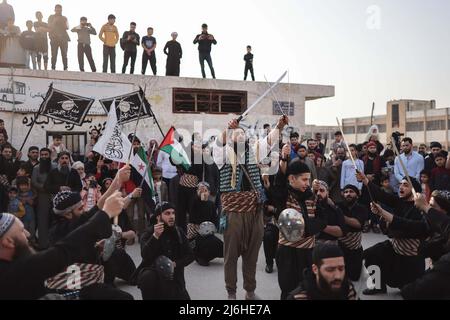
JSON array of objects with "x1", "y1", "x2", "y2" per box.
[
  {"x1": 0, "y1": 211, "x2": 112, "y2": 300},
  {"x1": 189, "y1": 198, "x2": 217, "y2": 225},
  {"x1": 136, "y1": 225, "x2": 194, "y2": 288},
  {"x1": 44, "y1": 167, "x2": 82, "y2": 195},
  {"x1": 164, "y1": 40, "x2": 182, "y2": 64}
]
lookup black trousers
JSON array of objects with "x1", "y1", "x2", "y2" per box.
[
  {"x1": 194, "y1": 235, "x2": 224, "y2": 262},
  {"x1": 102, "y1": 45, "x2": 116, "y2": 73},
  {"x1": 176, "y1": 185, "x2": 196, "y2": 232},
  {"x1": 276, "y1": 246, "x2": 313, "y2": 300},
  {"x1": 263, "y1": 223, "x2": 279, "y2": 267},
  {"x1": 142, "y1": 52, "x2": 157, "y2": 75},
  {"x1": 166, "y1": 60, "x2": 180, "y2": 76},
  {"x1": 122, "y1": 50, "x2": 137, "y2": 74},
  {"x1": 103, "y1": 248, "x2": 137, "y2": 285},
  {"x1": 137, "y1": 269, "x2": 190, "y2": 300},
  {"x1": 364, "y1": 240, "x2": 425, "y2": 289},
  {"x1": 77, "y1": 43, "x2": 96, "y2": 72},
  {"x1": 340, "y1": 246, "x2": 363, "y2": 282},
  {"x1": 199, "y1": 52, "x2": 215, "y2": 79},
  {"x1": 50, "y1": 39, "x2": 68, "y2": 70},
  {"x1": 244, "y1": 64, "x2": 255, "y2": 81}
]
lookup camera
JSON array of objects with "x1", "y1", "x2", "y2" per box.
[
  {"x1": 392, "y1": 131, "x2": 404, "y2": 151},
  {"x1": 89, "y1": 180, "x2": 98, "y2": 188}
]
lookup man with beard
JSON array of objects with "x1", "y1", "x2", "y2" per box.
[
  {"x1": 0, "y1": 144, "x2": 22, "y2": 212},
  {"x1": 315, "y1": 133, "x2": 325, "y2": 156},
  {"x1": 363, "y1": 141, "x2": 383, "y2": 185},
  {"x1": 336, "y1": 185, "x2": 368, "y2": 281},
  {"x1": 394, "y1": 138, "x2": 424, "y2": 183},
  {"x1": 276, "y1": 155, "x2": 327, "y2": 300},
  {"x1": 22, "y1": 146, "x2": 40, "y2": 176},
  {"x1": 400, "y1": 191, "x2": 450, "y2": 300},
  {"x1": 288, "y1": 243, "x2": 357, "y2": 300},
  {"x1": 215, "y1": 115, "x2": 287, "y2": 300},
  {"x1": 357, "y1": 172, "x2": 428, "y2": 295},
  {"x1": 313, "y1": 180, "x2": 345, "y2": 244},
  {"x1": 326, "y1": 147, "x2": 346, "y2": 203},
  {"x1": 188, "y1": 182, "x2": 223, "y2": 266},
  {"x1": 44, "y1": 151, "x2": 82, "y2": 197},
  {"x1": 135, "y1": 202, "x2": 194, "y2": 300},
  {"x1": 31, "y1": 148, "x2": 55, "y2": 250},
  {"x1": 362, "y1": 141, "x2": 383, "y2": 233},
  {"x1": 0, "y1": 144, "x2": 22, "y2": 183},
  {"x1": 47, "y1": 166, "x2": 135, "y2": 295},
  {"x1": 307, "y1": 139, "x2": 320, "y2": 156},
  {"x1": 296, "y1": 145, "x2": 317, "y2": 182},
  {"x1": 0, "y1": 191, "x2": 133, "y2": 300},
  {"x1": 289, "y1": 132, "x2": 301, "y2": 159}
]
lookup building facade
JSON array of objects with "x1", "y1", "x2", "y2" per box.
[
  {"x1": 342, "y1": 99, "x2": 450, "y2": 150},
  {"x1": 0, "y1": 68, "x2": 334, "y2": 158}
]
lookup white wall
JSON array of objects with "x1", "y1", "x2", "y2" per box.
[{"x1": 0, "y1": 68, "x2": 334, "y2": 152}]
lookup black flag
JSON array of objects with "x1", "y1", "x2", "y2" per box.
[
  {"x1": 99, "y1": 89, "x2": 153, "y2": 125},
  {"x1": 40, "y1": 87, "x2": 95, "y2": 126}
]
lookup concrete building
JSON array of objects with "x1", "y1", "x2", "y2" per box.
[
  {"x1": 342, "y1": 99, "x2": 450, "y2": 150},
  {"x1": 0, "y1": 68, "x2": 334, "y2": 158}
]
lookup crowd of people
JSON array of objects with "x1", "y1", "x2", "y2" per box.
[
  {"x1": 0, "y1": 1, "x2": 256, "y2": 80},
  {"x1": 1, "y1": 111, "x2": 450, "y2": 300}
]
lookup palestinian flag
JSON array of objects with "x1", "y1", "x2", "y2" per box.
[
  {"x1": 130, "y1": 147, "x2": 155, "y2": 206},
  {"x1": 160, "y1": 127, "x2": 191, "y2": 171}
]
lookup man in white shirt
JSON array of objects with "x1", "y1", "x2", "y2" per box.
[
  {"x1": 340, "y1": 144, "x2": 364, "y2": 191},
  {"x1": 156, "y1": 150, "x2": 178, "y2": 191},
  {"x1": 394, "y1": 137, "x2": 424, "y2": 183}
]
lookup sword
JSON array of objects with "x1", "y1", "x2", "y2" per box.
[{"x1": 237, "y1": 70, "x2": 288, "y2": 122}]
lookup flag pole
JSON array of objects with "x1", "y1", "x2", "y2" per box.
[
  {"x1": 139, "y1": 86, "x2": 164, "y2": 138},
  {"x1": 126, "y1": 94, "x2": 146, "y2": 163},
  {"x1": 140, "y1": 144, "x2": 156, "y2": 188},
  {"x1": 19, "y1": 83, "x2": 53, "y2": 152}
]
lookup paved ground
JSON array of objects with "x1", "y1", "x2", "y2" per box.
[{"x1": 117, "y1": 232, "x2": 403, "y2": 300}]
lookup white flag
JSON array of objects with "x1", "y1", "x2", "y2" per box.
[{"x1": 93, "y1": 101, "x2": 132, "y2": 163}]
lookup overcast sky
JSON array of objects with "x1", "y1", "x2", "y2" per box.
[{"x1": 11, "y1": 0, "x2": 450, "y2": 125}]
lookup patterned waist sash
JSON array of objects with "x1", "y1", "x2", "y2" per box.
[
  {"x1": 45, "y1": 263, "x2": 104, "y2": 291},
  {"x1": 390, "y1": 238, "x2": 421, "y2": 257},
  {"x1": 279, "y1": 234, "x2": 315, "y2": 249},
  {"x1": 278, "y1": 191, "x2": 315, "y2": 249},
  {"x1": 221, "y1": 191, "x2": 258, "y2": 214},
  {"x1": 179, "y1": 174, "x2": 199, "y2": 188},
  {"x1": 339, "y1": 232, "x2": 362, "y2": 250},
  {"x1": 187, "y1": 223, "x2": 200, "y2": 240}
]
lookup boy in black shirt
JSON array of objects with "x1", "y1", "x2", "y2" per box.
[
  {"x1": 121, "y1": 22, "x2": 140, "y2": 74},
  {"x1": 34, "y1": 11, "x2": 49, "y2": 70},
  {"x1": 244, "y1": 45, "x2": 255, "y2": 81},
  {"x1": 193, "y1": 23, "x2": 217, "y2": 79},
  {"x1": 141, "y1": 27, "x2": 157, "y2": 75},
  {"x1": 20, "y1": 21, "x2": 37, "y2": 70}
]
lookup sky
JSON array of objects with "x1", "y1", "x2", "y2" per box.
[{"x1": 10, "y1": 0, "x2": 450, "y2": 125}]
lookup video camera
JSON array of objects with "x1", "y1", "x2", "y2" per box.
[{"x1": 392, "y1": 131, "x2": 404, "y2": 151}]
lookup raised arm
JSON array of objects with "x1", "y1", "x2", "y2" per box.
[{"x1": 97, "y1": 165, "x2": 131, "y2": 210}]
